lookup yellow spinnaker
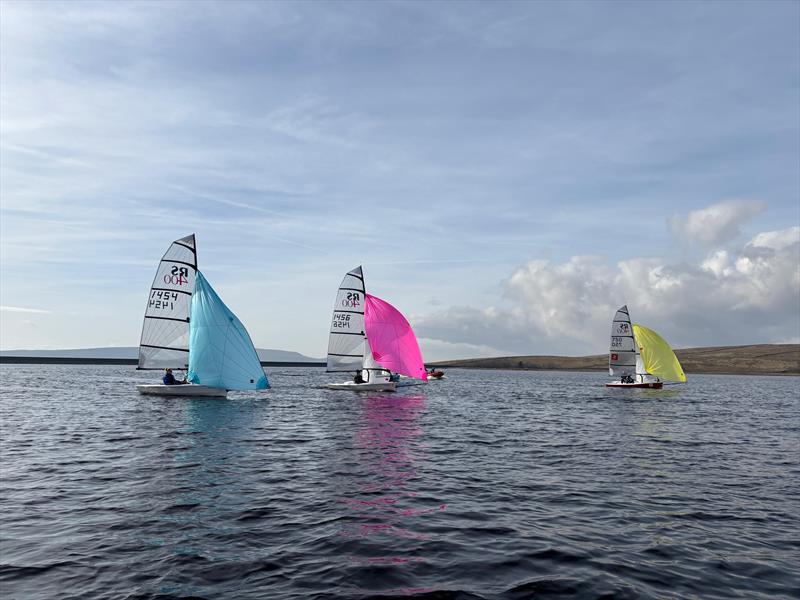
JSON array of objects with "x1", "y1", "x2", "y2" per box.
[{"x1": 633, "y1": 324, "x2": 687, "y2": 383}]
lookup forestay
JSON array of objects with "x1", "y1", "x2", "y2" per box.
[
  {"x1": 364, "y1": 294, "x2": 427, "y2": 381},
  {"x1": 609, "y1": 305, "x2": 636, "y2": 377},
  {"x1": 326, "y1": 266, "x2": 367, "y2": 372},
  {"x1": 138, "y1": 234, "x2": 197, "y2": 370},
  {"x1": 187, "y1": 272, "x2": 269, "y2": 390}
]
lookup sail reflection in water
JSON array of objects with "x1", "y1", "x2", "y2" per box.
[{"x1": 340, "y1": 394, "x2": 445, "y2": 566}]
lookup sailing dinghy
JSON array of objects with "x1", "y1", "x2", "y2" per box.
[
  {"x1": 607, "y1": 305, "x2": 686, "y2": 389},
  {"x1": 136, "y1": 235, "x2": 269, "y2": 398},
  {"x1": 325, "y1": 266, "x2": 427, "y2": 392}
]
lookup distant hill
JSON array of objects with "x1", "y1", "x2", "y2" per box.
[
  {"x1": 0, "y1": 346, "x2": 322, "y2": 363},
  {"x1": 432, "y1": 344, "x2": 800, "y2": 376}
]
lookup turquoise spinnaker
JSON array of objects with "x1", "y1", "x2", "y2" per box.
[{"x1": 187, "y1": 272, "x2": 269, "y2": 390}]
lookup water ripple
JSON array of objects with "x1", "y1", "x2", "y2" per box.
[{"x1": 1, "y1": 366, "x2": 798, "y2": 599}]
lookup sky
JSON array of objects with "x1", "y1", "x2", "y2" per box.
[{"x1": 1, "y1": 0, "x2": 798, "y2": 360}]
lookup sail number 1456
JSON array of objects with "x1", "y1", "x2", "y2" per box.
[{"x1": 332, "y1": 313, "x2": 352, "y2": 328}]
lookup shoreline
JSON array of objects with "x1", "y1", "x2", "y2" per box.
[
  {"x1": 0, "y1": 356, "x2": 797, "y2": 376},
  {"x1": 432, "y1": 364, "x2": 799, "y2": 376},
  {"x1": 0, "y1": 357, "x2": 326, "y2": 368}
]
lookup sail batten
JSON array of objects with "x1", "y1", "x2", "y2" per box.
[{"x1": 138, "y1": 234, "x2": 197, "y2": 370}]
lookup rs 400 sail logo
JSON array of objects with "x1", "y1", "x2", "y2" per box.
[
  {"x1": 164, "y1": 266, "x2": 190, "y2": 286},
  {"x1": 341, "y1": 292, "x2": 361, "y2": 308}
]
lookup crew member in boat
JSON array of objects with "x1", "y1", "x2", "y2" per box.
[
  {"x1": 353, "y1": 371, "x2": 365, "y2": 384},
  {"x1": 163, "y1": 368, "x2": 187, "y2": 385}
]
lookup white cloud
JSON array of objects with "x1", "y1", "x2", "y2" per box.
[
  {"x1": 415, "y1": 225, "x2": 800, "y2": 356},
  {"x1": 749, "y1": 226, "x2": 800, "y2": 251},
  {"x1": 667, "y1": 200, "x2": 765, "y2": 246},
  {"x1": 0, "y1": 305, "x2": 51, "y2": 314}
]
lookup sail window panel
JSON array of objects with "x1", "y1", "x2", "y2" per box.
[
  {"x1": 327, "y1": 355, "x2": 364, "y2": 372},
  {"x1": 140, "y1": 319, "x2": 189, "y2": 349},
  {"x1": 138, "y1": 345, "x2": 189, "y2": 370},
  {"x1": 327, "y1": 334, "x2": 365, "y2": 371}
]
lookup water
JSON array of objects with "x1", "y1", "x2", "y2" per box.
[{"x1": 1, "y1": 365, "x2": 798, "y2": 599}]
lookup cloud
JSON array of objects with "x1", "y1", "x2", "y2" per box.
[
  {"x1": 415, "y1": 225, "x2": 800, "y2": 356},
  {"x1": 667, "y1": 200, "x2": 765, "y2": 246},
  {"x1": 0, "y1": 305, "x2": 51, "y2": 314},
  {"x1": 1, "y1": 3, "x2": 797, "y2": 356}
]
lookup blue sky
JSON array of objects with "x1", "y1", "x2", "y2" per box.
[{"x1": 1, "y1": 0, "x2": 798, "y2": 359}]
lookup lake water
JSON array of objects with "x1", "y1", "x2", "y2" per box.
[{"x1": 0, "y1": 365, "x2": 798, "y2": 599}]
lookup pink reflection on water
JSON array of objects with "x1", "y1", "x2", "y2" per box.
[{"x1": 340, "y1": 394, "x2": 445, "y2": 560}]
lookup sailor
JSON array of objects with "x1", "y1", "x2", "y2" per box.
[
  {"x1": 163, "y1": 368, "x2": 187, "y2": 385},
  {"x1": 353, "y1": 371, "x2": 365, "y2": 384}
]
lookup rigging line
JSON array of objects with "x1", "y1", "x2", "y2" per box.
[
  {"x1": 145, "y1": 316, "x2": 190, "y2": 323},
  {"x1": 161, "y1": 259, "x2": 196, "y2": 269},
  {"x1": 150, "y1": 287, "x2": 192, "y2": 296},
  {"x1": 140, "y1": 344, "x2": 190, "y2": 353}
]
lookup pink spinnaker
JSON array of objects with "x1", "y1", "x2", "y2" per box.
[{"x1": 364, "y1": 294, "x2": 428, "y2": 381}]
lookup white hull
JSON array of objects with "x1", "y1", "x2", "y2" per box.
[
  {"x1": 136, "y1": 384, "x2": 227, "y2": 397},
  {"x1": 325, "y1": 381, "x2": 397, "y2": 392}
]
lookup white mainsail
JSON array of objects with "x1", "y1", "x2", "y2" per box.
[
  {"x1": 137, "y1": 234, "x2": 197, "y2": 370},
  {"x1": 326, "y1": 266, "x2": 367, "y2": 372},
  {"x1": 609, "y1": 305, "x2": 637, "y2": 377}
]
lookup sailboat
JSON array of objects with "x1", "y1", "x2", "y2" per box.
[
  {"x1": 325, "y1": 266, "x2": 428, "y2": 392},
  {"x1": 607, "y1": 305, "x2": 687, "y2": 388},
  {"x1": 136, "y1": 234, "x2": 269, "y2": 398}
]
